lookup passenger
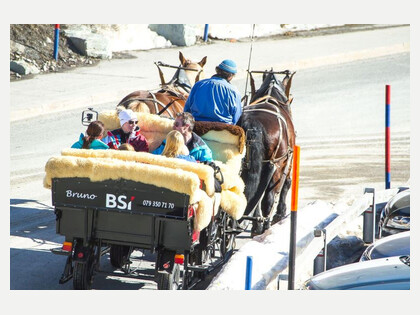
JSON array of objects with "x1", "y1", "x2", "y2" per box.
[
  {"x1": 103, "y1": 109, "x2": 149, "y2": 152},
  {"x1": 118, "y1": 143, "x2": 135, "y2": 151},
  {"x1": 184, "y1": 59, "x2": 242, "y2": 125},
  {"x1": 71, "y1": 120, "x2": 109, "y2": 150},
  {"x1": 152, "y1": 112, "x2": 213, "y2": 163},
  {"x1": 161, "y1": 130, "x2": 196, "y2": 162}
]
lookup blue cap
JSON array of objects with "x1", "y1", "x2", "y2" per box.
[{"x1": 218, "y1": 59, "x2": 237, "y2": 74}]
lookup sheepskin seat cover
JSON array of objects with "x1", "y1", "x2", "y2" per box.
[
  {"x1": 45, "y1": 109, "x2": 247, "y2": 232},
  {"x1": 44, "y1": 155, "x2": 213, "y2": 231},
  {"x1": 61, "y1": 148, "x2": 216, "y2": 196}
]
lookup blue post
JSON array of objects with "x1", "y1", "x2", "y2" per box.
[
  {"x1": 245, "y1": 256, "x2": 253, "y2": 290},
  {"x1": 203, "y1": 24, "x2": 209, "y2": 42},
  {"x1": 54, "y1": 24, "x2": 60, "y2": 60}
]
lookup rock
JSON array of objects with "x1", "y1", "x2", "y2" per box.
[
  {"x1": 10, "y1": 40, "x2": 26, "y2": 54},
  {"x1": 149, "y1": 24, "x2": 197, "y2": 46},
  {"x1": 326, "y1": 235, "x2": 366, "y2": 269},
  {"x1": 68, "y1": 33, "x2": 112, "y2": 59},
  {"x1": 10, "y1": 60, "x2": 40, "y2": 75}
]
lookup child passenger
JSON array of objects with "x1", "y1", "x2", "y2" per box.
[
  {"x1": 71, "y1": 120, "x2": 109, "y2": 150},
  {"x1": 161, "y1": 130, "x2": 196, "y2": 162}
]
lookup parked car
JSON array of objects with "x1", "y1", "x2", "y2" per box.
[
  {"x1": 301, "y1": 256, "x2": 410, "y2": 290},
  {"x1": 360, "y1": 231, "x2": 410, "y2": 261},
  {"x1": 378, "y1": 189, "x2": 410, "y2": 238}
]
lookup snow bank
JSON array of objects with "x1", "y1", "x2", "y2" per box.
[
  {"x1": 196, "y1": 24, "x2": 343, "y2": 40},
  {"x1": 63, "y1": 24, "x2": 344, "y2": 55}
]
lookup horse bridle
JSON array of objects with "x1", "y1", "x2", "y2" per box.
[{"x1": 155, "y1": 61, "x2": 203, "y2": 87}]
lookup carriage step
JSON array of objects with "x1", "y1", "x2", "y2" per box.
[{"x1": 51, "y1": 247, "x2": 72, "y2": 256}]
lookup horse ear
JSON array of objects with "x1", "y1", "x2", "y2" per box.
[
  {"x1": 283, "y1": 71, "x2": 296, "y2": 99},
  {"x1": 198, "y1": 56, "x2": 207, "y2": 67},
  {"x1": 179, "y1": 51, "x2": 186, "y2": 65}
]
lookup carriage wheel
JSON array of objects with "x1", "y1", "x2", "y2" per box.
[
  {"x1": 220, "y1": 214, "x2": 236, "y2": 258},
  {"x1": 109, "y1": 244, "x2": 131, "y2": 269},
  {"x1": 156, "y1": 264, "x2": 181, "y2": 290},
  {"x1": 73, "y1": 251, "x2": 95, "y2": 290}
]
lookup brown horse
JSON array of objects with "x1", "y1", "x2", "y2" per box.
[
  {"x1": 117, "y1": 51, "x2": 207, "y2": 119},
  {"x1": 237, "y1": 69, "x2": 296, "y2": 236}
]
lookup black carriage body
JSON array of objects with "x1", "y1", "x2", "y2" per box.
[{"x1": 52, "y1": 177, "x2": 192, "y2": 252}]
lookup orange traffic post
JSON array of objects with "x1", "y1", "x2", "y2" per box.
[
  {"x1": 288, "y1": 145, "x2": 300, "y2": 290},
  {"x1": 291, "y1": 145, "x2": 300, "y2": 211}
]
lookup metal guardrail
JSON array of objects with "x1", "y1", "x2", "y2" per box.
[{"x1": 273, "y1": 187, "x2": 401, "y2": 290}]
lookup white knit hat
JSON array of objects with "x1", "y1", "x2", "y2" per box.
[{"x1": 118, "y1": 109, "x2": 137, "y2": 127}]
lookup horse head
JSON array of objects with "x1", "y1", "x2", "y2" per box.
[
  {"x1": 250, "y1": 70, "x2": 296, "y2": 115},
  {"x1": 167, "y1": 51, "x2": 207, "y2": 93}
]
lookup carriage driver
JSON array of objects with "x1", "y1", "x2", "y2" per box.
[
  {"x1": 183, "y1": 59, "x2": 243, "y2": 125},
  {"x1": 103, "y1": 109, "x2": 149, "y2": 152}
]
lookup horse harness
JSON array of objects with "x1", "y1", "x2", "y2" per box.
[
  {"x1": 119, "y1": 88, "x2": 186, "y2": 119},
  {"x1": 243, "y1": 94, "x2": 294, "y2": 220},
  {"x1": 120, "y1": 61, "x2": 203, "y2": 118},
  {"x1": 244, "y1": 95, "x2": 293, "y2": 166}
]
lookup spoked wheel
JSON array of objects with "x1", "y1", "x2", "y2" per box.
[
  {"x1": 73, "y1": 249, "x2": 95, "y2": 290},
  {"x1": 220, "y1": 213, "x2": 236, "y2": 258},
  {"x1": 156, "y1": 263, "x2": 181, "y2": 290},
  {"x1": 109, "y1": 244, "x2": 131, "y2": 269}
]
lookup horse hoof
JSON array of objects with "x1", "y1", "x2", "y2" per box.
[{"x1": 271, "y1": 214, "x2": 284, "y2": 225}]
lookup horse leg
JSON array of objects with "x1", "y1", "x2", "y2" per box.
[
  {"x1": 250, "y1": 166, "x2": 279, "y2": 236},
  {"x1": 250, "y1": 203, "x2": 264, "y2": 237},
  {"x1": 260, "y1": 188, "x2": 276, "y2": 233},
  {"x1": 272, "y1": 177, "x2": 292, "y2": 225}
]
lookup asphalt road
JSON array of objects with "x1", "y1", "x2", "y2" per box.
[{"x1": 9, "y1": 52, "x2": 409, "y2": 290}]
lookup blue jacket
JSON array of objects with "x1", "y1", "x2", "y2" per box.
[
  {"x1": 152, "y1": 132, "x2": 213, "y2": 163},
  {"x1": 184, "y1": 75, "x2": 242, "y2": 125},
  {"x1": 71, "y1": 133, "x2": 109, "y2": 150},
  {"x1": 176, "y1": 154, "x2": 197, "y2": 163}
]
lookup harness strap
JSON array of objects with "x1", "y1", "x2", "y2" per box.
[
  {"x1": 149, "y1": 93, "x2": 159, "y2": 114},
  {"x1": 120, "y1": 96, "x2": 174, "y2": 118},
  {"x1": 157, "y1": 99, "x2": 176, "y2": 116},
  {"x1": 243, "y1": 105, "x2": 288, "y2": 162},
  {"x1": 250, "y1": 95, "x2": 289, "y2": 108}
]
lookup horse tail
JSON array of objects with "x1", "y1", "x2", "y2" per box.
[{"x1": 239, "y1": 115, "x2": 271, "y2": 216}]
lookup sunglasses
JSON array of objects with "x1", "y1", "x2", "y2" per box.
[{"x1": 128, "y1": 120, "x2": 138, "y2": 125}]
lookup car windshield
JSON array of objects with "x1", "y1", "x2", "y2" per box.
[{"x1": 400, "y1": 255, "x2": 410, "y2": 266}]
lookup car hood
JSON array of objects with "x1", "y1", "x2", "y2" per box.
[
  {"x1": 368, "y1": 231, "x2": 410, "y2": 260},
  {"x1": 303, "y1": 256, "x2": 410, "y2": 290}
]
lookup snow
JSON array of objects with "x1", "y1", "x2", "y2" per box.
[
  {"x1": 65, "y1": 24, "x2": 344, "y2": 53},
  {"x1": 198, "y1": 24, "x2": 343, "y2": 39}
]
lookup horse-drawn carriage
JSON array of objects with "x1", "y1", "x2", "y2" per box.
[{"x1": 46, "y1": 53, "x2": 296, "y2": 290}]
